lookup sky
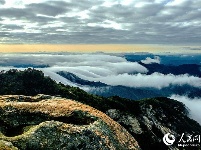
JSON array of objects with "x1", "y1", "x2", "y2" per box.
[{"x1": 0, "y1": 0, "x2": 201, "y2": 52}]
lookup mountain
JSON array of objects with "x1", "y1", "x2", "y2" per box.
[
  {"x1": 0, "y1": 69, "x2": 201, "y2": 150},
  {"x1": 139, "y1": 62, "x2": 201, "y2": 77}
]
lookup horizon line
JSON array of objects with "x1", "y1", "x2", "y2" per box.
[{"x1": 0, "y1": 44, "x2": 200, "y2": 54}]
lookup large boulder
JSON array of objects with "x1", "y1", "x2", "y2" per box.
[{"x1": 0, "y1": 95, "x2": 140, "y2": 150}]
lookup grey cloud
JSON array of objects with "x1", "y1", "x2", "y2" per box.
[
  {"x1": 67, "y1": 0, "x2": 103, "y2": 10},
  {"x1": 27, "y1": 1, "x2": 69, "y2": 17},
  {"x1": 0, "y1": 0, "x2": 201, "y2": 44},
  {"x1": 0, "y1": 0, "x2": 5, "y2": 5},
  {"x1": 29, "y1": 15, "x2": 57, "y2": 26},
  {"x1": 1, "y1": 24, "x2": 23, "y2": 30},
  {"x1": 0, "y1": 8, "x2": 34, "y2": 18}
]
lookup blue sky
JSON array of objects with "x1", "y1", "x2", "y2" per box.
[{"x1": 0, "y1": 0, "x2": 201, "y2": 45}]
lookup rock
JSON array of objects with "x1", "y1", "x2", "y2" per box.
[
  {"x1": 0, "y1": 140, "x2": 18, "y2": 150},
  {"x1": 106, "y1": 109, "x2": 121, "y2": 120},
  {"x1": 106, "y1": 110, "x2": 142, "y2": 134},
  {"x1": 0, "y1": 95, "x2": 140, "y2": 150}
]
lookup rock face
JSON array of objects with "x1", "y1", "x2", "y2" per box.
[
  {"x1": 106, "y1": 98, "x2": 201, "y2": 150},
  {"x1": 0, "y1": 95, "x2": 140, "y2": 150}
]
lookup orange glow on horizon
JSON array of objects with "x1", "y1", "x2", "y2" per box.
[
  {"x1": 0, "y1": 44, "x2": 160, "y2": 53},
  {"x1": 0, "y1": 44, "x2": 200, "y2": 54}
]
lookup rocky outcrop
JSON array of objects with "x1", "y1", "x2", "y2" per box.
[
  {"x1": 0, "y1": 95, "x2": 140, "y2": 150},
  {"x1": 106, "y1": 109, "x2": 142, "y2": 135},
  {"x1": 106, "y1": 98, "x2": 201, "y2": 150}
]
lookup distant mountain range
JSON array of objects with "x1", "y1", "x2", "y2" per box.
[{"x1": 139, "y1": 62, "x2": 201, "y2": 77}]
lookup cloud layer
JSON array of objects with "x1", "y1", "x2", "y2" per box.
[
  {"x1": 0, "y1": 0, "x2": 201, "y2": 44},
  {"x1": 170, "y1": 95, "x2": 201, "y2": 125},
  {"x1": 0, "y1": 53, "x2": 200, "y2": 90},
  {"x1": 93, "y1": 73, "x2": 201, "y2": 89}
]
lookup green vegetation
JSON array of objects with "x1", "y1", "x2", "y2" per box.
[{"x1": 0, "y1": 68, "x2": 140, "y2": 113}]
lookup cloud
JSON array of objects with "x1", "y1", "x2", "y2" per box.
[
  {"x1": 91, "y1": 73, "x2": 201, "y2": 89},
  {"x1": 27, "y1": 1, "x2": 69, "y2": 17},
  {"x1": 0, "y1": 53, "x2": 128, "y2": 66},
  {"x1": 0, "y1": 52, "x2": 148, "y2": 81},
  {"x1": 141, "y1": 56, "x2": 160, "y2": 64},
  {"x1": 0, "y1": 0, "x2": 5, "y2": 5},
  {"x1": 0, "y1": 0, "x2": 201, "y2": 44},
  {"x1": 41, "y1": 69, "x2": 78, "y2": 87},
  {"x1": 170, "y1": 95, "x2": 201, "y2": 125}
]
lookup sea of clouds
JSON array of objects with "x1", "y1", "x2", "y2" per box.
[{"x1": 0, "y1": 53, "x2": 200, "y2": 89}]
